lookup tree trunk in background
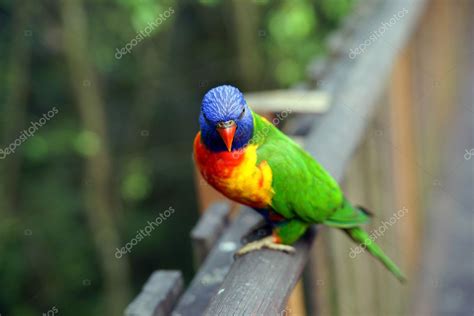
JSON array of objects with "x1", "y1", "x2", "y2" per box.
[
  {"x1": 59, "y1": 0, "x2": 131, "y2": 314},
  {"x1": 230, "y1": 0, "x2": 263, "y2": 90},
  {"x1": 0, "y1": 0, "x2": 33, "y2": 216}
]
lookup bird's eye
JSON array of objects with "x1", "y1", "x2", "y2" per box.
[{"x1": 238, "y1": 107, "x2": 245, "y2": 119}]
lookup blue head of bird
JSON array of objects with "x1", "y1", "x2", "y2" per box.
[{"x1": 199, "y1": 85, "x2": 254, "y2": 152}]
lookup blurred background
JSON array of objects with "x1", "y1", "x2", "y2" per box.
[{"x1": 0, "y1": 0, "x2": 472, "y2": 315}]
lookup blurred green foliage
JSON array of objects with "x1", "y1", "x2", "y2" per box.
[{"x1": 0, "y1": 0, "x2": 354, "y2": 314}]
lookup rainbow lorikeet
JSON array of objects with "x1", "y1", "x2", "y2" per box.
[{"x1": 193, "y1": 85, "x2": 405, "y2": 282}]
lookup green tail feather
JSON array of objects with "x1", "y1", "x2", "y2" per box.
[{"x1": 344, "y1": 227, "x2": 406, "y2": 283}]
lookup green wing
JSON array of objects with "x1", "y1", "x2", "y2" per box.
[
  {"x1": 252, "y1": 113, "x2": 367, "y2": 225},
  {"x1": 322, "y1": 199, "x2": 371, "y2": 227}
]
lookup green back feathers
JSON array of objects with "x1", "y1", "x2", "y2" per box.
[{"x1": 251, "y1": 112, "x2": 343, "y2": 221}]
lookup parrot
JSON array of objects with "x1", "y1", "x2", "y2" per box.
[{"x1": 193, "y1": 85, "x2": 405, "y2": 282}]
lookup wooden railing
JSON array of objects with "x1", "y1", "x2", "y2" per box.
[{"x1": 124, "y1": 0, "x2": 430, "y2": 315}]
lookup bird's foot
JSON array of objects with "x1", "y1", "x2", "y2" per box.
[{"x1": 234, "y1": 236, "x2": 296, "y2": 258}]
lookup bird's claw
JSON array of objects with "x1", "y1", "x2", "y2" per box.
[{"x1": 234, "y1": 236, "x2": 296, "y2": 258}]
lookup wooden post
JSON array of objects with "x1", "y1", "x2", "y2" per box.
[
  {"x1": 125, "y1": 271, "x2": 183, "y2": 316},
  {"x1": 191, "y1": 202, "x2": 231, "y2": 267}
]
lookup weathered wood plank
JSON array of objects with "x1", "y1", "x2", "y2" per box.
[
  {"x1": 204, "y1": 229, "x2": 315, "y2": 316},
  {"x1": 191, "y1": 201, "x2": 231, "y2": 267},
  {"x1": 172, "y1": 207, "x2": 262, "y2": 316},
  {"x1": 125, "y1": 271, "x2": 183, "y2": 316}
]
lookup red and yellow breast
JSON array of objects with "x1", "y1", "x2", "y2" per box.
[{"x1": 193, "y1": 132, "x2": 273, "y2": 208}]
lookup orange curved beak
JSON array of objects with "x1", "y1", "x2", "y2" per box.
[{"x1": 217, "y1": 121, "x2": 236, "y2": 152}]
